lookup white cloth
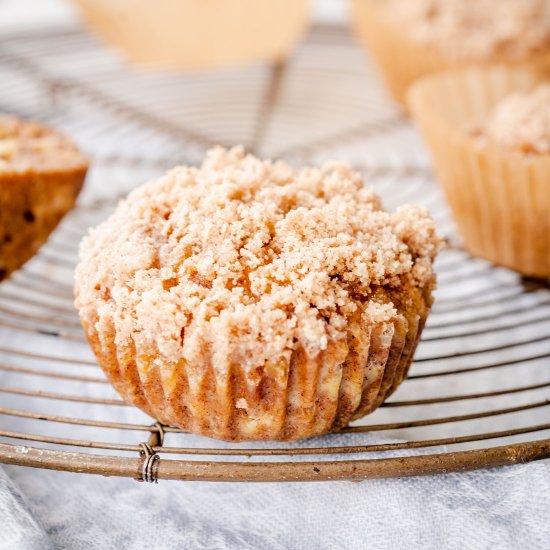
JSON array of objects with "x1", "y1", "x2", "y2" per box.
[
  {"x1": 2, "y1": 461, "x2": 549, "y2": 549},
  {"x1": 0, "y1": 468, "x2": 52, "y2": 550}
]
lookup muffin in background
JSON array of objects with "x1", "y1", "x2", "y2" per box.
[
  {"x1": 351, "y1": 0, "x2": 550, "y2": 107},
  {"x1": 409, "y1": 67, "x2": 550, "y2": 277},
  {"x1": 73, "y1": 0, "x2": 310, "y2": 70},
  {"x1": 75, "y1": 147, "x2": 441, "y2": 442},
  {"x1": 485, "y1": 85, "x2": 550, "y2": 155},
  {"x1": 0, "y1": 116, "x2": 88, "y2": 282}
]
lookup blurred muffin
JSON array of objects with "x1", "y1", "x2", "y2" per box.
[
  {"x1": 75, "y1": 147, "x2": 441, "y2": 442},
  {"x1": 485, "y1": 85, "x2": 550, "y2": 155},
  {"x1": 351, "y1": 0, "x2": 550, "y2": 106},
  {"x1": 409, "y1": 67, "x2": 550, "y2": 277},
  {"x1": 0, "y1": 116, "x2": 88, "y2": 281},
  {"x1": 73, "y1": 0, "x2": 310, "y2": 70}
]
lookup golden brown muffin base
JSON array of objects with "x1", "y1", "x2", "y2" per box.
[
  {"x1": 83, "y1": 279, "x2": 434, "y2": 442},
  {"x1": 0, "y1": 116, "x2": 88, "y2": 281},
  {"x1": 0, "y1": 168, "x2": 86, "y2": 281}
]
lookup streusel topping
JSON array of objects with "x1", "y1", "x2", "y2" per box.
[
  {"x1": 0, "y1": 115, "x2": 87, "y2": 174},
  {"x1": 485, "y1": 85, "x2": 550, "y2": 155},
  {"x1": 386, "y1": 0, "x2": 550, "y2": 61},
  {"x1": 75, "y1": 148, "x2": 440, "y2": 368}
]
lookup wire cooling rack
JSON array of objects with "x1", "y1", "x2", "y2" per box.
[{"x1": 0, "y1": 25, "x2": 548, "y2": 482}]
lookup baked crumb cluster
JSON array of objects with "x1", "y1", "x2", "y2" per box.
[
  {"x1": 386, "y1": 0, "x2": 550, "y2": 61},
  {"x1": 0, "y1": 115, "x2": 86, "y2": 173},
  {"x1": 76, "y1": 148, "x2": 440, "y2": 370},
  {"x1": 485, "y1": 85, "x2": 550, "y2": 155}
]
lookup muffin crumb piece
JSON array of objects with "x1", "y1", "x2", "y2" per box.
[{"x1": 485, "y1": 85, "x2": 550, "y2": 155}]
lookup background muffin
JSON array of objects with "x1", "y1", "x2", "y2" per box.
[
  {"x1": 351, "y1": 0, "x2": 550, "y2": 107},
  {"x1": 409, "y1": 67, "x2": 550, "y2": 277},
  {"x1": 485, "y1": 85, "x2": 550, "y2": 155},
  {"x1": 75, "y1": 147, "x2": 441, "y2": 442},
  {"x1": 0, "y1": 116, "x2": 88, "y2": 281},
  {"x1": 72, "y1": 0, "x2": 310, "y2": 70}
]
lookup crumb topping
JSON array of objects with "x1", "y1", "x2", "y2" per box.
[
  {"x1": 386, "y1": 0, "x2": 550, "y2": 61},
  {"x1": 0, "y1": 115, "x2": 87, "y2": 174},
  {"x1": 484, "y1": 85, "x2": 550, "y2": 155},
  {"x1": 75, "y1": 147, "x2": 440, "y2": 369}
]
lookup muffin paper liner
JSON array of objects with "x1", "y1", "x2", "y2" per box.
[
  {"x1": 73, "y1": 0, "x2": 310, "y2": 70},
  {"x1": 350, "y1": 0, "x2": 550, "y2": 108},
  {"x1": 83, "y1": 285, "x2": 433, "y2": 442},
  {"x1": 409, "y1": 67, "x2": 550, "y2": 277}
]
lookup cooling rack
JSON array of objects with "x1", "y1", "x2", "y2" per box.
[{"x1": 0, "y1": 24, "x2": 548, "y2": 482}]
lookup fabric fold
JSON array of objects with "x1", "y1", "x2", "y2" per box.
[{"x1": 0, "y1": 466, "x2": 53, "y2": 550}]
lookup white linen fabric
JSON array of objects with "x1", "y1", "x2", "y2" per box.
[
  {"x1": 1, "y1": 460, "x2": 549, "y2": 550},
  {"x1": 0, "y1": 467, "x2": 52, "y2": 550}
]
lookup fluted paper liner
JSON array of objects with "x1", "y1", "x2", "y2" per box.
[
  {"x1": 83, "y1": 284, "x2": 433, "y2": 442},
  {"x1": 409, "y1": 66, "x2": 550, "y2": 277},
  {"x1": 350, "y1": 0, "x2": 550, "y2": 108},
  {"x1": 73, "y1": 0, "x2": 310, "y2": 70}
]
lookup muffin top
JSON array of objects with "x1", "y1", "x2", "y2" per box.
[
  {"x1": 385, "y1": 0, "x2": 550, "y2": 61},
  {"x1": 75, "y1": 148, "x2": 440, "y2": 368},
  {"x1": 485, "y1": 85, "x2": 550, "y2": 155},
  {"x1": 0, "y1": 115, "x2": 88, "y2": 175}
]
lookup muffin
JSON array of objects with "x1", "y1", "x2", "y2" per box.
[
  {"x1": 72, "y1": 0, "x2": 310, "y2": 70},
  {"x1": 409, "y1": 67, "x2": 550, "y2": 277},
  {"x1": 0, "y1": 116, "x2": 88, "y2": 282},
  {"x1": 75, "y1": 147, "x2": 441, "y2": 441},
  {"x1": 351, "y1": 0, "x2": 550, "y2": 107}
]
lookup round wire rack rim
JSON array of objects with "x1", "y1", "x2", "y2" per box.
[
  {"x1": 2, "y1": 440, "x2": 549, "y2": 483},
  {"x1": 2, "y1": 423, "x2": 550, "y2": 457},
  {"x1": 1, "y1": 24, "x2": 550, "y2": 482}
]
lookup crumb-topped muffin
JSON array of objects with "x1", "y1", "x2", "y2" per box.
[
  {"x1": 409, "y1": 68, "x2": 550, "y2": 277},
  {"x1": 351, "y1": 0, "x2": 550, "y2": 107},
  {"x1": 386, "y1": 0, "x2": 550, "y2": 62},
  {"x1": 75, "y1": 147, "x2": 441, "y2": 441},
  {"x1": 485, "y1": 84, "x2": 550, "y2": 155},
  {"x1": 0, "y1": 116, "x2": 88, "y2": 281}
]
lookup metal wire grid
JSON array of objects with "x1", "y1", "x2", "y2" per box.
[{"x1": 0, "y1": 25, "x2": 548, "y2": 482}]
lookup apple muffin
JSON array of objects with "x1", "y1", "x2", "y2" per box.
[
  {"x1": 351, "y1": 0, "x2": 550, "y2": 107},
  {"x1": 409, "y1": 67, "x2": 550, "y2": 277},
  {"x1": 485, "y1": 84, "x2": 550, "y2": 155},
  {"x1": 75, "y1": 147, "x2": 441, "y2": 441},
  {"x1": 0, "y1": 115, "x2": 88, "y2": 281}
]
